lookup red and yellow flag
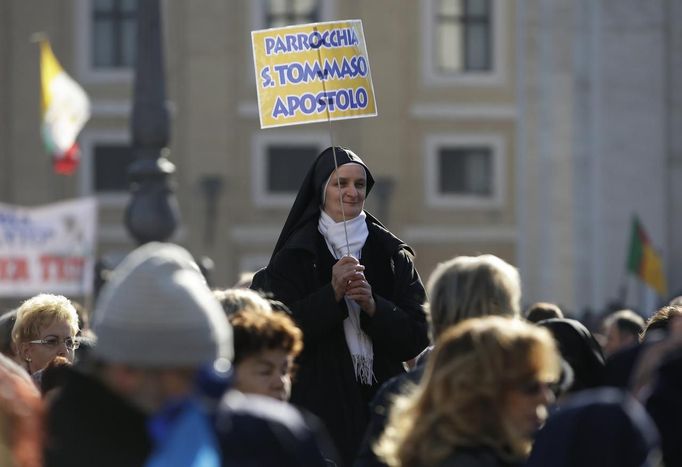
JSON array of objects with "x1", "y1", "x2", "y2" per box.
[
  {"x1": 626, "y1": 216, "x2": 667, "y2": 296},
  {"x1": 39, "y1": 39, "x2": 90, "y2": 175}
]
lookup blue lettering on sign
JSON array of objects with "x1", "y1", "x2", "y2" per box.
[
  {"x1": 263, "y1": 27, "x2": 360, "y2": 56},
  {"x1": 336, "y1": 90, "x2": 349, "y2": 110},
  {"x1": 0, "y1": 212, "x2": 55, "y2": 247},
  {"x1": 264, "y1": 37, "x2": 276, "y2": 56},
  {"x1": 271, "y1": 87, "x2": 370, "y2": 119},
  {"x1": 272, "y1": 98, "x2": 289, "y2": 119},
  {"x1": 272, "y1": 56, "x2": 368, "y2": 86},
  {"x1": 260, "y1": 67, "x2": 275, "y2": 88},
  {"x1": 301, "y1": 94, "x2": 316, "y2": 114},
  {"x1": 309, "y1": 31, "x2": 322, "y2": 49}
]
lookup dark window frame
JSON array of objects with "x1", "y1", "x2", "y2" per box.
[
  {"x1": 437, "y1": 145, "x2": 494, "y2": 197},
  {"x1": 266, "y1": 0, "x2": 320, "y2": 27},
  {"x1": 92, "y1": 0, "x2": 137, "y2": 68},
  {"x1": 265, "y1": 144, "x2": 319, "y2": 194},
  {"x1": 435, "y1": 0, "x2": 492, "y2": 73},
  {"x1": 92, "y1": 143, "x2": 135, "y2": 193}
]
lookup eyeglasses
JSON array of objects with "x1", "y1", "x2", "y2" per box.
[{"x1": 29, "y1": 335, "x2": 80, "y2": 350}]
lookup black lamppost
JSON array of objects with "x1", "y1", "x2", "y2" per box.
[{"x1": 124, "y1": 0, "x2": 180, "y2": 244}]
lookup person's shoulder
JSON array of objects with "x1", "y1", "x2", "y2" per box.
[
  {"x1": 365, "y1": 216, "x2": 395, "y2": 240},
  {"x1": 216, "y1": 390, "x2": 308, "y2": 431},
  {"x1": 215, "y1": 391, "x2": 328, "y2": 466},
  {"x1": 275, "y1": 219, "x2": 320, "y2": 255},
  {"x1": 370, "y1": 365, "x2": 423, "y2": 413},
  {"x1": 366, "y1": 216, "x2": 414, "y2": 258},
  {"x1": 414, "y1": 345, "x2": 434, "y2": 367}
]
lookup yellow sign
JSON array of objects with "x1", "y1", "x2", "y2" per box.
[{"x1": 251, "y1": 20, "x2": 377, "y2": 129}]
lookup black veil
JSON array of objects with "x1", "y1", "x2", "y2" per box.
[{"x1": 268, "y1": 146, "x2": 376, "y2": 261}]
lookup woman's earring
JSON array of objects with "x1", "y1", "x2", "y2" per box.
[{"x1": 25, "y1": 355, "x2": 32, "y2": 363}]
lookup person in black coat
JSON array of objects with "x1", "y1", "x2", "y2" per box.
[
  {"x1": 251, "y1": 146, "x2": 429, "y2": 465},
  {"x1": 526, "y1": 388, "x2": 660, "y2": 467},
  {"x1": 45, "y1": 364, "x2": 154, "y2": 467},
  {"x1": 536, "y1": 318, "x2": 605, "y2": 394}
]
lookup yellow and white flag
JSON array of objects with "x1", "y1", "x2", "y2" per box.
[{"x1": 39, "y1": 39, "x2": 90, "y2": 175}]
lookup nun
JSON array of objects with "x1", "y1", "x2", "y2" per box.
[{"x1": 252, "y1": 146, "x2": 429, "y2": 465}]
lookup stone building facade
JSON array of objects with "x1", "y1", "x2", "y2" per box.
[{"x1": 0, "y1": 0, "x2": 679, "y2": 315}]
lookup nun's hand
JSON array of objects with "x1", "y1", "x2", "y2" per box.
[
  {"x1": 331, "y1": 256, "x2": 363, "y2": 302},
  {"x1": 346, "y1": 272, "x2": 376, "y2": 317}
]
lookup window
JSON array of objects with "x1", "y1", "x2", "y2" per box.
[
  {"x1": 253, "y1": 132, "x2": 329, "y2": 207},
  {"x1": 92, "y1": 0, "x2": 137, "y2": 68},
  {"x1": 247, "y1": 0, "x2": 333, "y2": 92},
  {"x1": 421, "y1": 0, "x2": 506, "y2": 86},
  {"x1": 93, "y1": 144, "x2": 135, "y2": 192},
  {"x1": 438, "y1": 147, "x2": 492, "y2": 195},
  {"x1": 267, "y1": 146, "x2": 319, "y2": 193},
  {"x1": 78, "y1": 129, "x2": 131, "y2": 206},
  {"x1": 435, "y1": 0, "x2": 491, "y2": 72},
  {"x1": 251, "y1": 0, "x2": 333, "y2": 31},
  {"x1": 266, "y1": 0, "x2": 319, "y2": 27},
  {"x1": 425, "y1": 134, "x2": 505, "y2": 208},
  {"x1": 74, "y1": 0, "x2": 136, "y2": 82}
]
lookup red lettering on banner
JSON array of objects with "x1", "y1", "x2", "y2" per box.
[
  {"x1": 40, "y1": 256, "x2": 85, "y2": 282},
  {"x1": 0, "y1": 257, "x2": 29, "y2": 281}
]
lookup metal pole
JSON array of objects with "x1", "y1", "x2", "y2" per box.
[{"x1": 124, "y1": 0, "x2": 180, "y2": 244}]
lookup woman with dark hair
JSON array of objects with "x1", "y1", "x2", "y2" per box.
[
  {"x1": 527, "y1": 388, "x2": 660, "y2": 467},
  {"x1": 536, "y1": 318, "x2": 605, "y2": 394},
  {"x1": 252, "y1": 146, "x2": 429, "y2": 464}
]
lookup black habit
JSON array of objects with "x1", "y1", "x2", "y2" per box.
[{"x1": 252, "y1": 147, "x2": 429, "y2": 465}]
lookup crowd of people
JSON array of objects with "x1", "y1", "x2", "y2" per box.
[{"x1": 0, "y1": 146, "x2": 678, "y2": 466}]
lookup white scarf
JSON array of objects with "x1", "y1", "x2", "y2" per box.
[{"x1": 318, "y1": 209, "x2": 375, "y2": 385}]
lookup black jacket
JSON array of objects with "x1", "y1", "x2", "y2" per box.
[
  {"x1": 216, "y1": 391, "x2": 335, "y2": 467},
  {"x1": 436, "y1": 447, "x2": 523, "y2": 467},
  {"x1": 46, "y1": 368, "x2": 337, "y2": 467},
  {"x1": 527, "y1": 388, "x2": 660, "y2": 467},
  {"x1": 45, "y1": 367, "x2": 153, "y2": 467},
  {"x1": 354, "y1": 347, "x2": 432, "y2": 467},
  {"x1": 254, "y1": 216, "x2": 429, "y2": 465}
]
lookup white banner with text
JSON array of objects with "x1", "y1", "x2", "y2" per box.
[{"x1": 0, "y1": 198, "x2": 97, "y2": 297}]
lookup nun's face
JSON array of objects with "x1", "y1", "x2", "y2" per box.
[{"x1": 323, "y1": 164, "x2": 367, "y2": 222}]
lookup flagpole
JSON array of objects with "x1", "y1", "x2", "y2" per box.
[
  {"x1": 29, "y1": 32, "x2": 48, "y2": 44},
  {"x1": 314, "y1": 26, "x2": 351, "y2": 257},
  {"x1": 618, "y1": 274, "x2": 629, "y2": 307},
  {"x1": 32, "y1": 32, "x2": 53, "y2": 181}
]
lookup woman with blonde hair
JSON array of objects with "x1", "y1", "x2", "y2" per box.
[
  {"x1": 375, "y1": 316, "x2": 561, "y2": 467},
  {"x1": 426, "y1": 254, "x2": 521, "y2": 342},
  {"x1": 356, "y1": 254, "x2": 522, "y2": 466},
  {"x1": 12, "y1": 293, "x2": 80, "y2": 376}
]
